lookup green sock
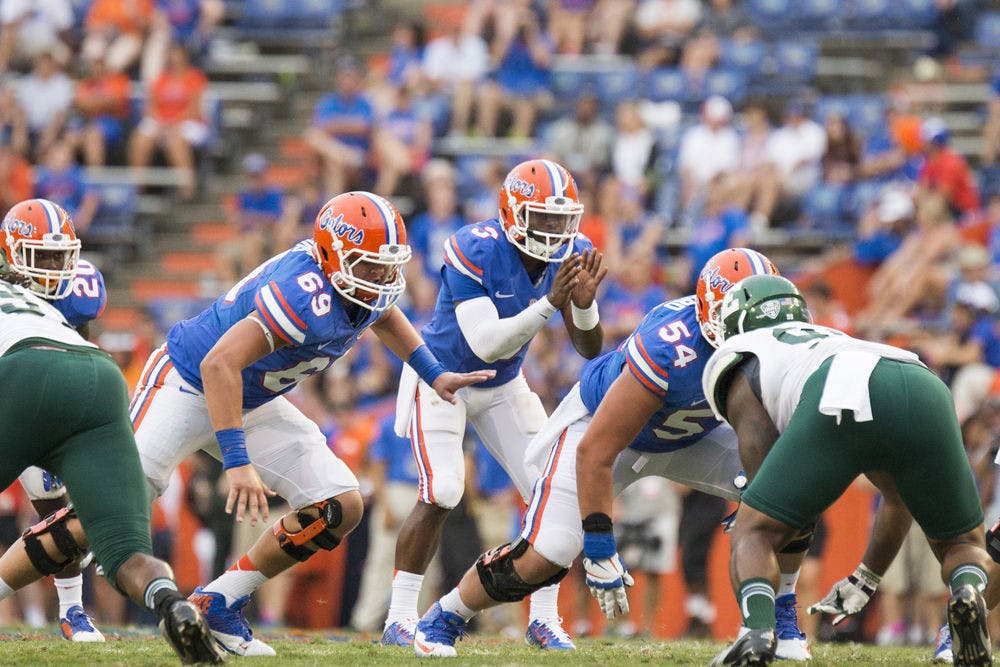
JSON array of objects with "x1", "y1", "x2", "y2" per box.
[
  {"x1": 738, "y1": 578, "x2": 776, "y2": 630},
  {"x1": 950, "y1": 564, "x2": 988, "y2": 594}
]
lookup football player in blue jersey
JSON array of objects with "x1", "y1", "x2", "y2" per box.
[
  {"x1": 386, "y1": 159, "x2": 607, "y2": 653},
  {"x1": 0, "y1": 198, "x2": 108, "y2": 642},
  {"x1": 410, "y1": 248, "x2": 813, "y2": 660},
  {"x1": 128, "y1": 191, "x2": 493, "y2": 657}
]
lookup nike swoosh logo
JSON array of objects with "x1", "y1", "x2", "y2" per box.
[
  {"x1": 178, "y1": 385, "x2": 201, "y2": 396},
  {"x1": 494, "y1": 291, "x2": 515, "y2": 299},
  {"x1": 414, "y1": 637, "x2": 435, "y2": 654}
]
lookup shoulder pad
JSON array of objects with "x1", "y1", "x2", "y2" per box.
[
  {"x1": 443, "y1": 224, "x2": 495, "y2": 285},
  {"x1": 703, "y1": 350, "x2": 748, "y2": 422},
  {"x1": 253, "y1": 260, "x2": 331, "y2": 346}
]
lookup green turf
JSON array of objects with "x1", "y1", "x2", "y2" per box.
[{"x1": 0, "y1": 627, "x2": 940, "y2": 666}]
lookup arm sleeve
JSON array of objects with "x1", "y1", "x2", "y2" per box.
[{"x1": 455, "y1": 296, "x2": 557, "y2": 363}]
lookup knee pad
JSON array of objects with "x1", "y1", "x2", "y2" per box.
[
  {"x1": 22, "y1": 507, "x2": 85, "y2": 575},
  {"x1": 430, "y1": 472, "x2": 464, "y2": 510},
  {"x1": 475, "y1": 538, "x2": 568, "y2": 603},
  {"x1": 779, "y1": 522, "x2": 816, "y2": 554},
  {"x1": 273, "y1": 498, "x2": 344, "y2": 562}
]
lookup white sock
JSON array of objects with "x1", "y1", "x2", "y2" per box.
[
  {"x1": 528, "y1": 583, "x2": 560, "y2": 621},
  {"x1": 203, "y1": 555, "x2": 268, "y2": 607},
  {"x1": 0, "y1": 575, "x2": 13, "y2": 601},
  {"x1": 439, "y1": 588, "x2": 476, "y2": 621},
  {"x1": 778, "y1": 571, "x2": 800, "y2": 598},
  {"x1": 54, "y1": 574, "x2": 84, "y2": 618},
  {"x1": 386, "y1": 571, "x2": 423, "y2": 625},
  {"x1": 685, "y1": 594, "x2": 717, "y2": 622}
]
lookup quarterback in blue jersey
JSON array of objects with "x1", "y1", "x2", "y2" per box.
[
  {"x1": 129, "y1": 192, "x2": 492, "y2": 657},
  {"x1": 0, "y1": 198, "x2": 109, "y2": 642},
  {"x1": 411, "y1": 248, "x2": 811, "y2": 661},
  {"x1": 386, "y1": 160, "x2": 607, "y2": 654}
]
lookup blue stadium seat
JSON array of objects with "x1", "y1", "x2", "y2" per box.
[
  {"x1": 719, "y1": 39, "x2": 767, "y2": 75},
  {"x1": 894, "y1": 0, "x2": 936, "y2": 29},
  {"x1": 798, "y1": 0, "x2": 842, "y2": 30},
  {"x1": 240, "y1": 0, "x2": 341, "y2": 28},
  {"x1": 802, "y1": 183, "x2": 847, "y2": 230},
  {"x1": 83, "y1": 182, "x2": 138, "y2": 253},
  {"x1": 980, "y1": 164, "x2": 1000, "y2": 199},
  {"x1": 815, "y1": 95, "x2": 852, "y2": 123},
  {"x1": 773, "y1": 41, "x2": 819, "y2": 82},
  {"x1": 976, "y1": 13, "x2": 1000, "y2": 51},
  {"x1": 846, "y1": 94, "x2": 886, "y2": 139},
  {"x1": 644, "y1": 68, "x2": 687, "y2": 103},
  {"x1": 594, "y1": 67, "x2": 640, "y2": 104},
  {"x1": 849, "y1": 0, "x2": 895, "y2": 29},
  {"x1": 551, "y1": 69, "x2": 594, "y2": 101},
  {"x1": 746, "y1": 0, "x2": 794, "y2": 33},
  {"x1": 704, "y1": 69, "x2": 747, "y2": 105},
  {"x1": 146, "y1": 298, "x2": 213, "y2": 335}
]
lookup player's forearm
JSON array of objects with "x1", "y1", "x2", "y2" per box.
[
  {"x1": 576, "y1": 437, "x2": 617, "y2": 519},
  {"x1": 200, "y1": 357, "x2": 245, "y2": 431},
  {"x1": 456, "y1": 296, "x2": 556, "y2": 363},
  {"x1": 372, "y1": 306, "x2": 423, "y2": 360}
]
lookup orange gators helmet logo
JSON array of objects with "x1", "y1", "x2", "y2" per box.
[
  {"x1": 313, "y1": 191, "x2": 412, "y2": 312},
  {"x1": 0, "y1": 198, "x2": 80, "y2": 300},
  {"x1": 696, "y1": 247, "x2": 779, "y2": 347},
  {"x1": 498, "y1": 159, "x2": 583, "y2": 262}
]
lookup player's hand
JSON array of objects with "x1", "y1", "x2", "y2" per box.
[
  {"x1": 807, "y1": 564, "x2": 880, "y2": 624},
  {"x1": 571, "y1": 249, "x2": 608, "y2": 308},
  {"x1": 431, "y1": 369, "x2": 497, "y2": 404},
  {"x1": 583, "y1": 554, "x2": 635, "y2": 619},
  {"x1": 224, "y1": 464, "x2": 276, "y2": 526},
  {"x1": 546, "y1": 253, "x2": 582, "y2": 309}
]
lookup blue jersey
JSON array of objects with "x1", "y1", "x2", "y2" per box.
[
  {"x1": 578, "y1": 295, "x2": 721, "y2": 453},
  {"x1": 422, "y1": 219, "x2": 592, "y2": 388},
  {"x1": 166, "y1": 241, "x2": 381, "y2": 409},
  {"x1": 53, "y1": 259, "x2": 107, "y2": 329}
]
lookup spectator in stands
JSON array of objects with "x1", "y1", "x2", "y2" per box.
[
  {"x1": 761, "y1": 101, "x2": 827, "y2": 225},
  {"x1": 386, "y1": 22, "x2": 425, "y2": 93},
  {"x1": 304, "y1": 57, "x2": 374, "y2": 197},
  {"x1": 685, "y1": 174, "x2": 751, "y2": 285},
  {"x1": 821, "y1": 112, "x2": 861, "y2": 185},
  {"x1": 587, "y1": 0, "x2": 635, "y2": 55},
  {"x1": 0, "y1": 85, "x2": 28, "y2": 158},
  {"x1": 982, "y1": 72, "x2": 1000, "y2": 169},
  {"x1": 858, "y1": 92, "x2": 924, "y2": 182},
  {"x1": 0, "y1": 0, "x2": 73, "y2": 74},
  {"x1": 421, "y1": 22, "x2": 489, "y2": 137},
  {"x1": 633, "y1": 0, "x2": 702, "y2": 69},
  {"x1": 701, "y1": 0, "x2": 756, "y2": 39},
  {"x1": 802, "y1": 280, "x2": 852, "y2": 333},
  {"x1": 350, "y1": 414, "x2": 420, "y2": 633},
  {"x1": 82, "y1": 0, "x2": 154, "y2": 74},
  {"x1": 853, "y1": 188, "x2": 914, "y2": 267},
  {"x1": 856, "y1": 193, "x2": 959, "y2": 337},
  {"x1": 69, "y1": 55, "x2": 132, "y2": 167},
  {"x1": 129, "y1": 42, "x2": 209, "y2": 201},
  {"x1": 0, "y1": 138, "x2": 32, "y2": 211},
  {"x1": 371, "y1": 84, "x2": 432, "y2": 197},
  {"x1": 141, "y1": 0, "x2": 225, "y2": 82},
  {"x1": 276, "y1": 180, "x2": 326, "y2": 250},
  {"x1": 605, "y1": 180, "x2": 666, "y2": 269},
  {"x1": 475, "y1": 4, "x2": 553, "y2": 138},
  {"x1": 405, "y1": 159, "x2": 466, "y2": 307},
  {"x1": 15, "y1": 51, "x2": 74, "y2": 160},
  {"x1": 33, "y1": 139, "x2": 99, "y2": 235},
  {"x1": 547, "y1": 93, "x2": 614, "y2": 178},
  {"x1": 918, "y1": 116, "x2": 981, "y2": 217},
  {"x1": 599, "y1": 249, "x2": 667, "y2": 345},
  {"x1": 678, "y1": 95, "x2": 738, "y2": 210},
  {"x1": 547, "y1": 0, "x2": 592, "y2": 56},
  {"x1": 679, "y1": 26, "x2": 721, "y2": 83},
  {"x1": 461, "y1": 157, "x2": 506, "y2": 222},
  {"x1": 728, "y1": 102, "x2": 775, "y2": 230},
  {"x1": 225, "y1": 152, "x2": 287, "y2": 274},
  {"x1": 874, "y1": 523, "x2": 947, "y2": 647},
  {"x1": 612, "y1": 100, "x2": 656, "y2": 193},
  {"x1": 678, "y1": 489, "x2": 727, "y2": 639}
]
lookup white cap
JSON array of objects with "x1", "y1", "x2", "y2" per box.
[
  {"x1": 703, "y1": 95, "x2": 733, "y2": 123},
  {"x1": 877, "y1": 189, "x2": 914, "y2": 223},
  {"x1": 956, "y1": 282, "x2": 999, "y2": 313}
]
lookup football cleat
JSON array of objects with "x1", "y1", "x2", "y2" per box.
[
  {"x1": 946, "y1": 584, "x2": 991, "y2": 666},
  {"x1": 933, "y1": 624, "x2": 953, "y2": 663},
  {"x1": 382, "y1": 619, "x2": 416, "y2": 647},
  {"x1": 525, "y1": 618, "x2": 575, "y2": 650},
  {"x1": 188, "y1": 586, "x2": 275, "y2": 657},
  {"x1": 158, "y1": 598, "x2": 225, "y2": 664},
  {"x1": 59, "y1": 605, "x2": 105, "y2": 642},
  {"x1": 413, "y1": 602, "x2": 466, "y2": 658},
  {"x1": 774, "y1": 594, "x2": 810, "y2": 661},
  {"x1": 710, "y1": 626, "x2": 777, "y2": 666}
]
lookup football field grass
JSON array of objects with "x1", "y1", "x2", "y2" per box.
[{"x1": 0, "y1": 627, "x2": 939, "y2": 665}]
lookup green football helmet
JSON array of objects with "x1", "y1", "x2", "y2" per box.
[{"x1": 718, "y1": 275, "x2": 811, "y2": 342}]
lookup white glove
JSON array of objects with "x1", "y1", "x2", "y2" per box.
[
  {"x1": 583, "y1": 554, "x2": 635, "y2": 619},
  {"x1": 807, "y1": 563, "x2": 880, "y2": 625}
]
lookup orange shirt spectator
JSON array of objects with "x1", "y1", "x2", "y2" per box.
[
  {"x1": 919, "y1": 117, "x2": 981, "y2": 215},
  {"x1": 150, "y1": 63, "x2": 207, "y2": 125},
  {"x1": 86, "y1": 0, "x2": 153, "y2": 36},
  {"x1": 0, "y1": 145, "x2": 33, "y2": 210},
  {"x1": 76, "y1": 67, "x2": 131, "y2": 121}
]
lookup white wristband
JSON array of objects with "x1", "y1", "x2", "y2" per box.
[
  {"x1": 571, "y1": 301, "x2": 600, "y2": 330},
  {"x1": 535, "y1": 295, "x2": 558, "y2": 320}
]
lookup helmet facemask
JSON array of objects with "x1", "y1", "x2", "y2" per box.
[
  {"x1": 5, "y1": 231, "x2": 80, "y2": 300},
  {"x1": 505, "y1": 195, "x2": 582, "y2": 262},
  {"x1": 329, "y1": 242, "x2": 412, "y2": 312}
]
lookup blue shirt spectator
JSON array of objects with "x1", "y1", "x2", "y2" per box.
[
  {"x1": 370, "y1": 415, "x2": 420, "y2": 485},
  {"x1": 312, "y1": 76, "x2": 374, "y2": 153},
  {"x1": 686, "y1": 206, "x2": 751, "y2": 286},
  {"x1": 473, "y1": 436, "x2": 512, "y2": 498}
]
